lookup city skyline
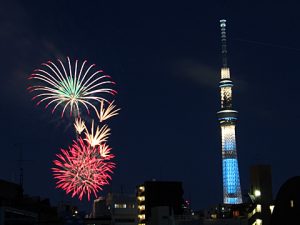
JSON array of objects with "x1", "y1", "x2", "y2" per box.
[{"x1": 1, "y1": 0, "x2": 300, "y2": 211}]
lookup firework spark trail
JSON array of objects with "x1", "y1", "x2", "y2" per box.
[
  {"x1": 28, "y1": 57, "x2": 117, "y2": 117},
  {"x1": 74, "y1": 117, "x2": 86, "y2": 134},
  {"x1": 97, "y1": 100, "x2": 120, "y2": 122},
  {"x1": 52, "y1": 138, "x2": 115, "y2": 201},
  {"x1": 84, "y1": 120, "x2": 111, "y2": 147}
]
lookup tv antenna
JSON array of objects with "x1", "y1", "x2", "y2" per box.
[{"x1": 14, "y1": 143, "x2": 33, "y2": 190}]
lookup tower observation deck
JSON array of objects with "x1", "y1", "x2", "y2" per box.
[{"x1": 217, "y1": 19, "x2": 242, "y2": 204}]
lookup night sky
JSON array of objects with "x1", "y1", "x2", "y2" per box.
[{"x1": 1, "y1": 0, "x2": 300, "y2": 212}]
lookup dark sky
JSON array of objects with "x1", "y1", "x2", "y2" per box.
[{"x1": 1, "y1": 0, "x2": 300, "y2": 212}]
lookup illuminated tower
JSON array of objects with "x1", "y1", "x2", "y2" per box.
[{"x1": 217, "y1": 19, "x2": 242, "y2": 204}]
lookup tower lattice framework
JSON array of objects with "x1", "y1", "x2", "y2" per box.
[{"x1": 217, "y1": 19, "x2": 243, "y2": 204}]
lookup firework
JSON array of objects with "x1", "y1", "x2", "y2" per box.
[
  {"x1": 52, "y1": 138, "x2": 115, "y2": 201},
  {"x1": 97, "y1": 100, "x2": 120, "y2": 122},
  {"x1": 84, "y1": 120, "x2": 111, "y2": 147},
  {"x1": 74, "y1": 117, "x2": 86, "y2": 134},
  {"x1": 28, "y1": 57, "x2": 117, "y2": 117}
]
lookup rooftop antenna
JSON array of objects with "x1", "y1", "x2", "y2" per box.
[
  {"x1": 19, "y1": 147, "x2": 24, "y2": 188},
  {"x1": 14, "y1": 143, "x2": 24, "y2": 188},
  {"x1": 14, "y1": 143, "x2": 33, "y2": 192}
]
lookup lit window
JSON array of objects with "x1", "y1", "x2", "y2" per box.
[
  {"x1": 138, "y1": 214, "x2": 145, "y2": 220},
  {"x1": 139, "y1": 186, "x2": 145, "y2": 192},
  {"x1": 232, "y1": 210, "x2": 239, "y2": 217},
  {"x1": 138, "y1": 196, "x2": 145, "y2": 201},
  {"x1": 138, "y1": 205, "x2": 145, "y2": 210},
  {"x1": 291, "y1": 200, "x2": 294, "y2": 208},
  {"x1": 211, "y1": 214, "x2": 217, "y2": 219},
  {"x1": 254, "y1": 190, "x2": 261, "y2": 197},
  {"x1": 114, "y1": 204, "x2": 127, "y2": 208},
  {"x1": 256, "y1": 204, "x2": 261, "y2": 213},
  {"x1": 255, "y1": 219, "x2": 262, "y2": 225},
  {"x1": 269, "y1": 205, "x2": 274, "y2": 214}
]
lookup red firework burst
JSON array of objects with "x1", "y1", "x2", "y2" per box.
[{"x1": 52, "y1": 138, "x2": 115, "y2": 201}]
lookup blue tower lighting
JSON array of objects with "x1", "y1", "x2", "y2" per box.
[{"x1": 217, "y1": 19, "x2": 243, "y2": 204}]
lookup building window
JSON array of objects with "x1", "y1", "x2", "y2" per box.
[
  {"x1": 138, "y1": 214, "x2": 145, "y2": 220},
  {"x1": 269, "y1": 205, "x2": 274, "y2": 214},
  {"x1": 138, "y1": 196, "x2": 145, "y2": 201},
  {"x1": 139, "y1": 186, "x2": 145, "y2": 192},
  {"x1": 290, "y1": 200, "x2": 294, "y2": 208},
  {"x1": 211, "y1": 214, "x2": 217, "y2": 219},
  {"x1": 255, "y1": 219, "x2": 262, "y2": 225},
  {"x1": 114, "y1": 204, "x2": 127, "y2": 208},
  {"x1": 138, "y1": 205, "x2": 145, "y2": 210},
  {"x1": 232, "y1": 210, "x2": 239, "y2": 217},
  {"x1": 254, "y1": 190, "x2": 261, "y2": 197},
  {"x1": 256, "y1": 204, "x2": 261, "y2": 213}
]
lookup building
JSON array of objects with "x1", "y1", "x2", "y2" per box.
[
  {"x1": 269, "y1": 176, "x2": 300, "y2": 225},
  {"x1": 90, "y1": 192, "x2": 137, "y2": 225},
  {"x1": 57, "y1": 201, "x2": 84, "y2": 225},
  {"x1": 0, "y1": 207, "x2": 38, "y2": 225},
  {"x1": 149, "y1": 206, "x2": 175, "y2": 225},
  {"x1": 0, "y1": 179, "x2": 62, "y2": 225},
  {"x1": 247, "y1": 164, "x2": 273, "y2": 225},
  {"x1": 136, "y1": 181, "x2": 184, "y2": 225},
  {"x1": 249, "y1": 164, "x2": 273, "y2": 203},
  {"x1": 217, "y1": 19, "x2": 243, "y2": 205},
  {"x1": 92, "y1": 197, "x2": 110, "y2": 218},
  {"x1": 106, "y1": 192, "x2": 137, "y2": 225}
]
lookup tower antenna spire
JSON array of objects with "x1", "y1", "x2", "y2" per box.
[{"x1": 220, "y1": 19, "x2": 228, "y2": 68}]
